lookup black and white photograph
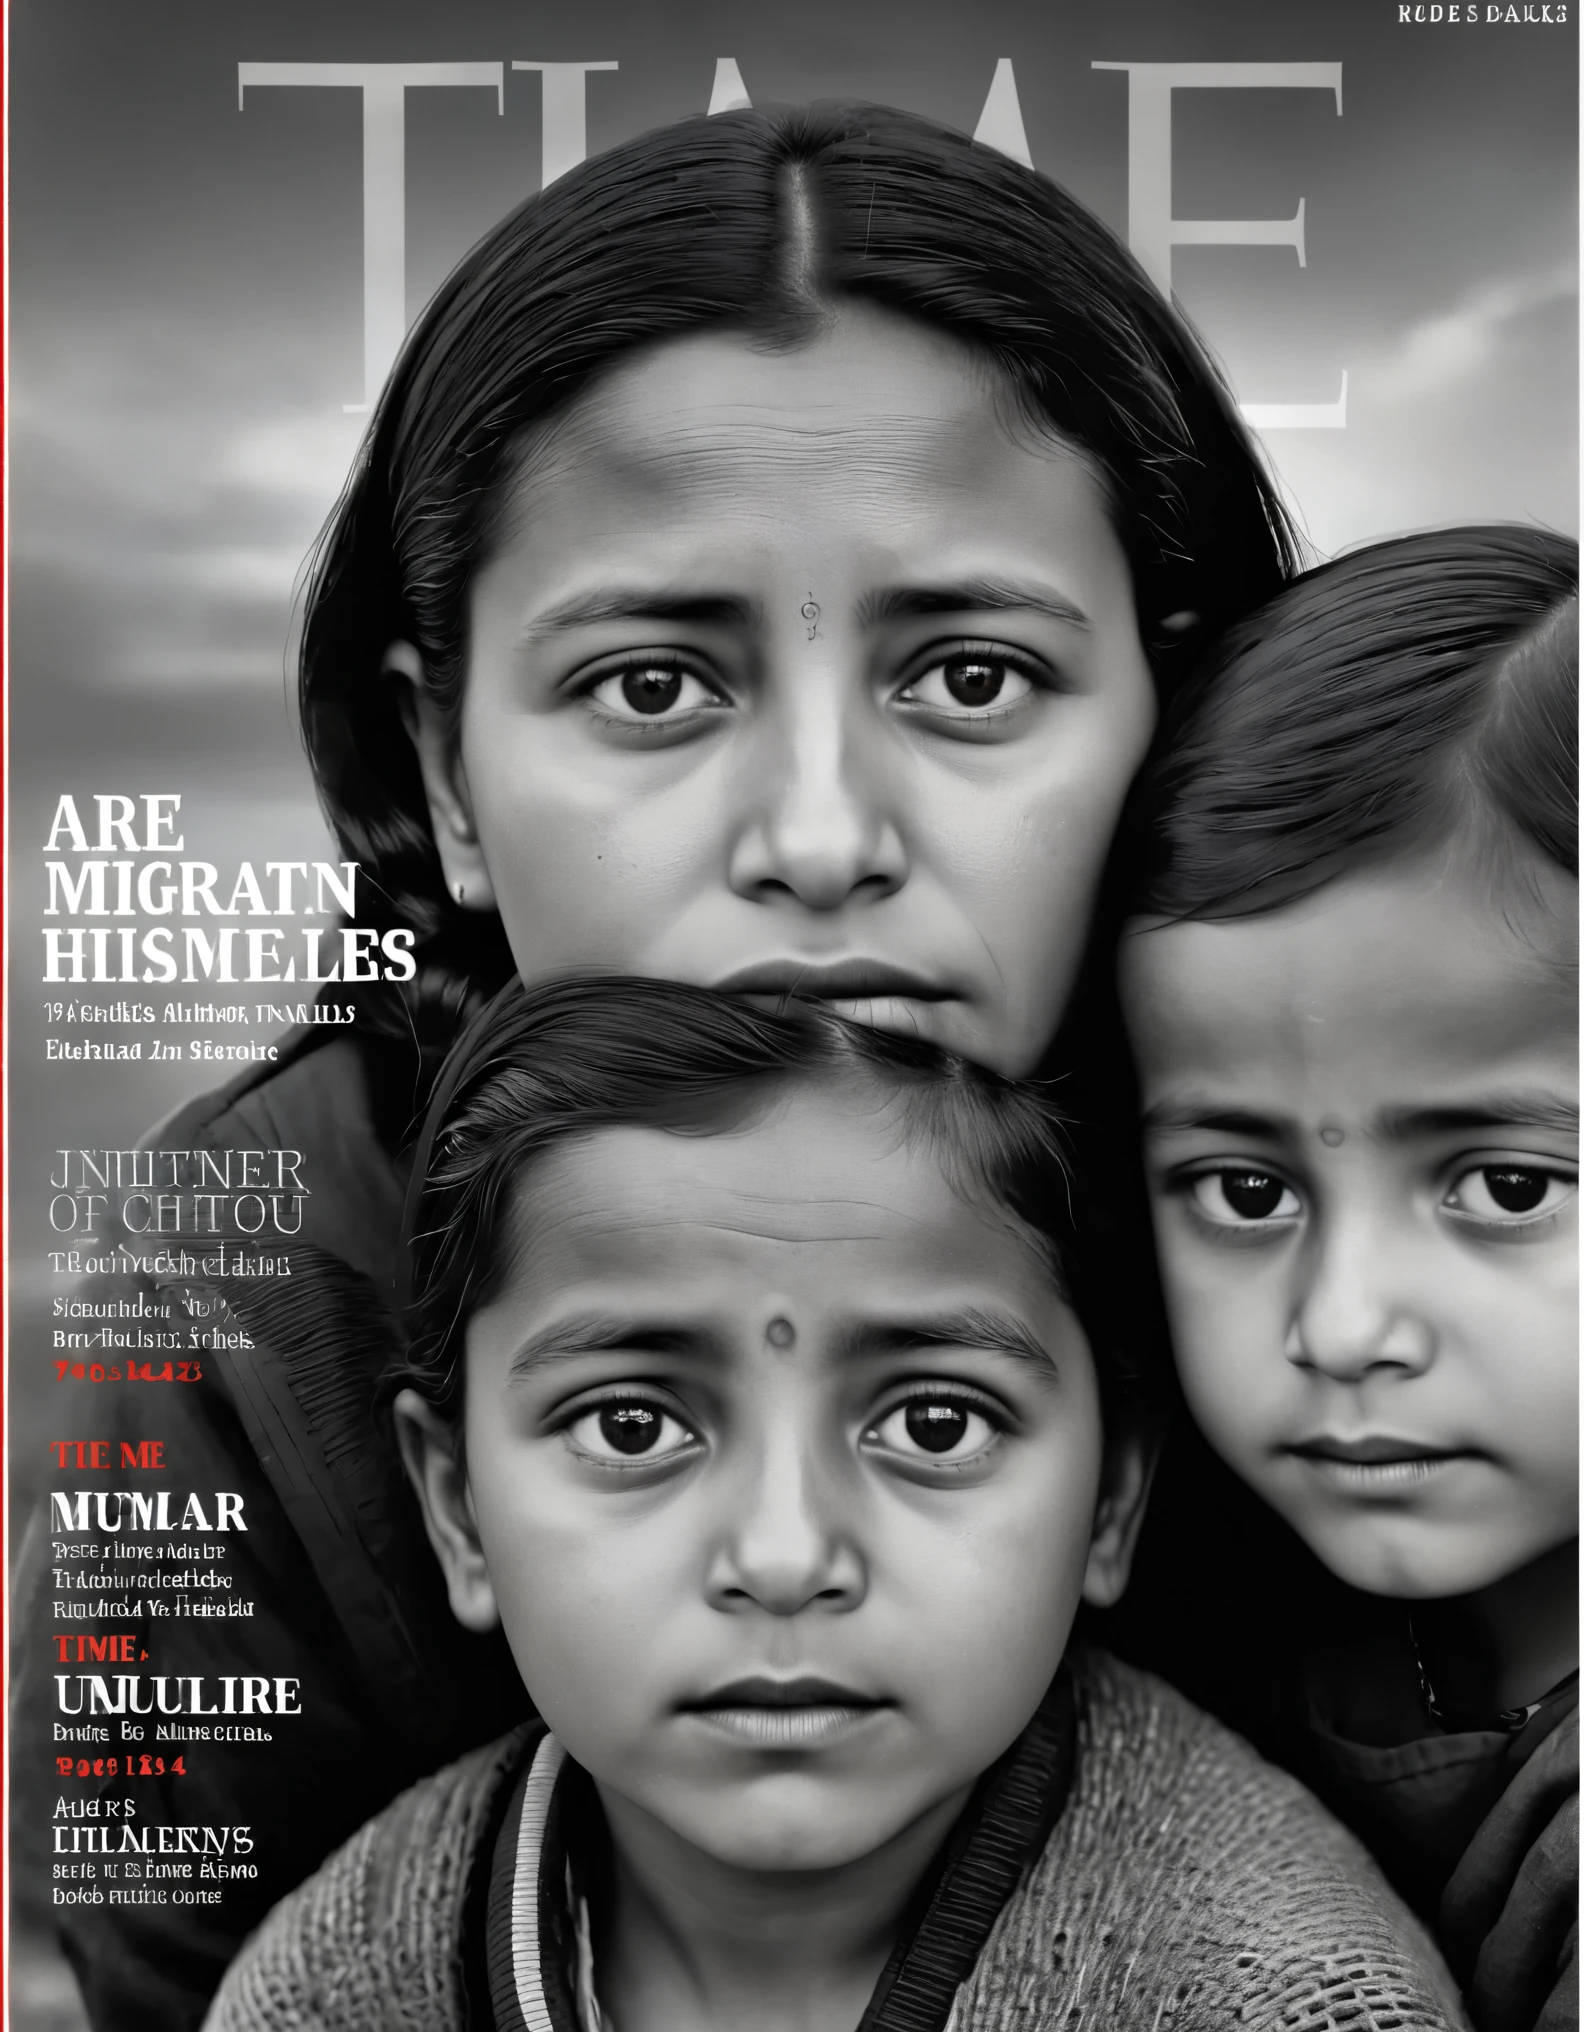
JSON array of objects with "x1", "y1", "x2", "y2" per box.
[{"x1": 6, "y1": 4, "x2": 1578, "y2": 2028}]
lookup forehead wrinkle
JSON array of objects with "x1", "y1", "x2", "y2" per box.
[
  {"x1": 521, "y1": 1190, "x2": 937, "y2": 1254},
  {"x1": 509, "y1": 1157, "x2": 1041, "y2": 1271},
  {"x1": 528, "y1": 414, "x2": 1014, "y2": 508},
  {"x1": 509, "y1": 385, "x2": 1079, "y2": 524},
  {"x1": 490, "y1": 304, "x2": 1109, "y2": 556},
  {"x1": 1133, "y1": 900, "x2": 1574, "y2": 1054}
]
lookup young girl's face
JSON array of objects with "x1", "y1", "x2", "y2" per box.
[
  {"x1": 1121, "y1": 852, "x2": 1578, "y2": 1601},
  {"x1": 404, "y1": 1083, "x2": 1144, "y2": 1876},
  {"x1": 405, "y1": 308, "x2": 1155, "y2": 1077}
]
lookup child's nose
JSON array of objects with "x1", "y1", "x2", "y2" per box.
[
  {"x1": 1286, "y1": 1221, "x2": 1438, "y2": 1382},
  {"x1": 704, "y1": 1439, "x2": 867, "y2": 1617},
  {"x1": 726, "y1": 674, "x2": 908, "y2": 914}
]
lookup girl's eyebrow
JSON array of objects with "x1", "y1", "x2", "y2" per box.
[
  {"x1": 519, "y1": 587, "x2": 762, "y2": 644},
  {"x1": 837, "y1": 1306, "x2": 1059, "y2": 1377},
  {"x1": 501, "y1": 1306, "x2": 1060, "y2": 1380},
  {"x1": 1142, "y1": 1091, "x2": 1579, "y2": 1144},
  {"x1": 1141, "y1": 1100, "x2": 1285, "y2": 1140},
  {"x1": 856, "y1": 576, "x2": 1091, "y2": 632},
  {"x1": 505, "y1": 1309, "x2": 716, "y2": 1381},
  {"x1": 1374, "y1": 1092, "x2": 1579, "y2": 1141}
]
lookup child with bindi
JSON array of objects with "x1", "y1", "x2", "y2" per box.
[
  {"x1": 205, "y1": 978, "x2": 1468, "y2": 2032},
  {"x1": 1120, "y1": 527, "x2": 1578, "y2": 2032}
]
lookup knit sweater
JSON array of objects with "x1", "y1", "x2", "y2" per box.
[{"x1": 204, "y1": 1649, "x2": 1469, "y2": 2031}]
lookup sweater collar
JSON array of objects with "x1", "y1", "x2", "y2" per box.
[{"x1": 481, "y1": 1671, "x2": 1076, "y2": 2032}]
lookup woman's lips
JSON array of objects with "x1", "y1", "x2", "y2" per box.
[
  {"x1": 711, "y1": 959, "x2": 954, "y2": 1005},
  {"x1": 679, "y1": 1674, "x2": 895, "y2": 1750}
]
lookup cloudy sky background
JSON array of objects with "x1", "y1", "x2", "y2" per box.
[
  {"x1": 12, "y1": 0, "x2": 1576, "y2": 757},
  {"x1": 7, "y1": 0, "x2": 1577, "y2": 1274}
]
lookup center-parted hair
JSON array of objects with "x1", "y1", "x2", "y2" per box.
[
  {"x1": 393, "y1": 975, "x2": 1144, "y2": 1422},
  {"x1": 301, "y1": 100, "x2": 1300, "y2": 963},
  {"x1": 1127, "y1": 523, "x2": 1578, "y2": 921}
]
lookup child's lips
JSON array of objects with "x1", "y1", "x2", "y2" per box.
[
  {"x1": 1290, "y1": 1434, "x2": 1460, "y2": 1464},
  {"x1": 678, "y1": 1674, "x2": 895, "y2": 1749},
  {"x1": 1284, "y1": 1434, "x2": 1480, "y2": 1493}
]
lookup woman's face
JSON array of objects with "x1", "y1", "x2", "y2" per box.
[{"x1": 405, "y1": 308, "x2": 1155, "y2": 1075}]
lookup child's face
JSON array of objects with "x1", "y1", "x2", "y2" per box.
[
  {"x1": 1121, "y1": 854, "x2": 1578, "y2": 1600},
  {"x1": 404, "y1": 307, "x2": 1155, "y2": 1077},
  {"x1": 406, "y1": 1085, "x2": 1144, "y2": 1874}
]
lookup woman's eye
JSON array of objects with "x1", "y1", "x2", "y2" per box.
[
  {"x1": 866, "y1": 1397, "x2": 998, "y2": 1462},
  {"x1": 1187, "y1": 1169, "x2": 1303, "y2": 1226},
  {"x1": 1444, "y1": 1165, "x2": 1576, "y2": 1225},
  {"x1": 898, "y1": 654, "x2": 1035, "y2": 714},
  {"x1": 565, "y1": 1400, "x2": 698, "y2": 1463},
  {"x1": 586, "y1": 664, "x2": 724, "y2": 721}
]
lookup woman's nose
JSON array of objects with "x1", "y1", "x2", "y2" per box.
[
  {"x1": 726, "y1": 671, "x2": 908, "y2": 913},
  {"x1": 1286, "y1": 1217, "x2": 1438, "y2": 1381},
  {"x1": 704, "y1": 1437, "x2": 867, "y2": 1617}
]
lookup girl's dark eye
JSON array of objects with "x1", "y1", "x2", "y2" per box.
[
  {"x1": 866, "y1": 1396, "x2": 998, "y2": 1463},
  {"x1": 1444, "y1": 1165, "x2": 1576, "y2": 1226},
  {"x1": 565, "y1": 1400, "x2": 697, "y2": 1464},
  {"x1": 907, "y1": 1402, "x2": 968, "y2": 1452},
  {"x1": 1486, "y1": 1170, "x2": 1547, "y2": 1212},
  {"x1": 943, "y1": 658, "x2": 1007, "y2": 707},
  {"x1": 1187, "y1": 1169, "x2": 1303, "y2": 1226},
  {"x1": 601, "y1": 1405, "x2": 662, "y2": 1453},
  {"x1": 1222, "y1": 1172, "x2": 1285, "y2": 1219},
  {"x1": 621, "y1": 669, "x2": 683, "y2": 715}
]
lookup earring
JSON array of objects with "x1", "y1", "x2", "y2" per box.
[{"x1": 454, "y1": 879, "x2": 466, "y2": 905}]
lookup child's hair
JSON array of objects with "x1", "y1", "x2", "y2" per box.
[
  {"x1": 1129, "y1": 523, "x2": 1578, "y2": 921},
  {"x1": 391, "y1": 974, "x2": 1147, "y2": 1423},
  {"x1": 302, "y1": 100, "x2": 1299, "y2": 957}
]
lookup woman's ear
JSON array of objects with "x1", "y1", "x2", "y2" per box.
[
  {"x1": 1081, "y1": 1421, "x2": 1161, "y2": 1610},
  {"x1": 383, "y1": 639, "x2": 497, "y2": 913},
  {"x1": 392, "y1": 1387, "x2": 500, "y2": 1632}
]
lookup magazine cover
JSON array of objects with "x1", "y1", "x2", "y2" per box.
[{"x1": 8, "y1": 2, "x2": 1578, "y2": 2028}]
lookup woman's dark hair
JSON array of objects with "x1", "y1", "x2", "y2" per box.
[
  {"x1": 1129, "y1": 523, "x2": 1579, "y2": 921},
  {"x1": 392, "y1": 974, "x2": 1149, "y2": 1423},
  {"x1": 302, "y1": 99, "x2": 1299, "y2": 967}
]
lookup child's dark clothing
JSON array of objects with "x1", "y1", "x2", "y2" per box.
[
  {"x1": 1302, "y1": 1642, "x2": 1578, "y2": 2032},
  {"x1": 1117, "y1": 1443, "x2": 1577, "y2": 2032},
  {"x1": 204, "y1": 1647, "x2": 1469, "y2": 2032}
]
